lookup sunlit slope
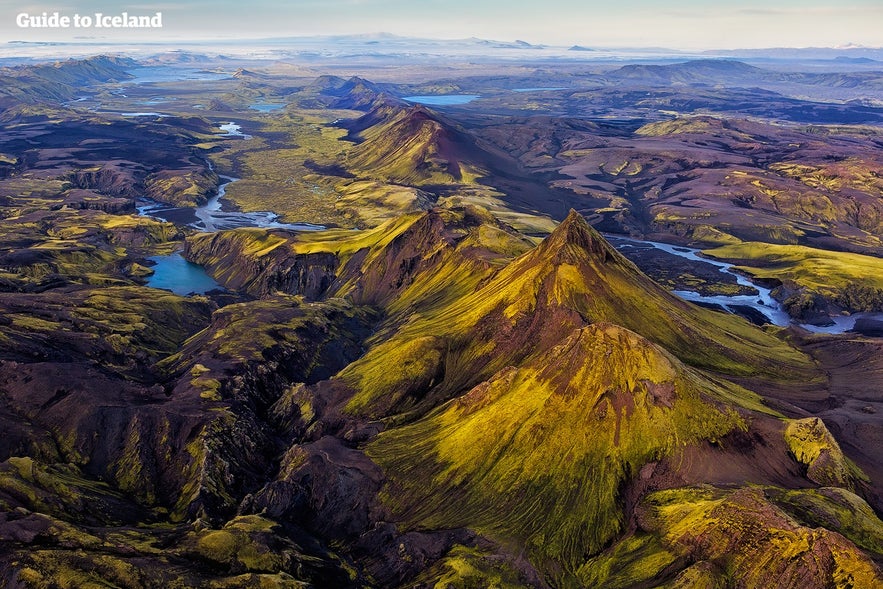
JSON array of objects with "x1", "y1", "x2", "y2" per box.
[
  {"x1": 186, "y1": 206, "x2": 535, "y2": 310},
  {"x1": 347, "y1": 211, "x2": 871, "y2": 587},
  {"x1": 341, "y1": 210, "x2": 817, "y2": 418},
  {"x1": 580, "y1": 485, "x2": 883, "y2": 589},
  {"x1": 705, "y1": 241, "x2": 883, "y2": 314},
  {"x1": 367, "y1": 322, "x2": 745, "y2": 573},
  {"x1": 347, "y1": 105, "x2": 490, "y2": 184}
]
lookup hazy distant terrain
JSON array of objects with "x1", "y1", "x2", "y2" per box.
[{"x1": 0, "y1": 41, "x2": 882, "y2": 587}]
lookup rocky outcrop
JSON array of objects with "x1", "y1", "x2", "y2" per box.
[
  {"x1": 774, "y1": 280, "x2": 836, "y2": 325},
  {"x1": 185, "y1": 230, "x2": 340, "y2": 299},
  {"x1": 143, "y1": 166, "x2": 219, "y2": 207},
  {"x1": 68, "y1": 163, "x2": 140, "y2": 197},
  {"x1": 53, "y1": 189, "x2": 135, "y2": 214}
]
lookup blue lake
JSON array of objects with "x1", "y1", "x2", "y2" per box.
[
  {"x1": 146, "y1": 253, "x2": 221, "y2": 296},
  {"x1": 250, "y1": 102, "x2": 285, "y2": 112},
  {"x1": 403, "y1": 94, "x2": 479, "y2": 106}
]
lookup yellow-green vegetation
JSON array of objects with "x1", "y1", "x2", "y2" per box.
[
  {"x1": 204, "y1": 574, "x2": 309, "y2": 588},
  {"x1": 203, "y1": 101, "x2": 558, "y2": 233},
  {"x1": 163, "y1": 295, "x2": 371, "y2": 369},
  {"x1": 191, "y1": 516, "x2": 283, "y2": 570},
  {"x1": 343, "y1": 212, "x2": 816, "y2": 420},
  {"x1": 0, "y1": 286, "x2": 212, "y2": 368},
  {"x1": 688, "y1": 224, "x2": 742, "y2": 246},
  {"x1": 328, "y1": 211, "x2": 835, "y2": 586},
  {"x1": 10, "y1": 551, "x2": 155, "y2": 589},
  {"x1": 297, "y1": 205, "x2": 534, "y2": 269},
  {"x1": 188, "y1": 207, "x2": 537, "y2": 312},
  {"x1": 0, "y1": 506, "x2": 314, "y2": 587},
  {"x1": 190, "y1": 363, "x2": 223, "y2": 401},
  {"x1": 705, "y1": 241, "x2": 883, "y2": 311},
  {"x1": 293, "y1": 212, "x2": 424, "y2": 260},
  {"x1": 784, "y1": 417, "x2": 868, "y2": 488},
  {"x1": 347, "y1": 107, "x2": 486, "y2": 185},
  {"x1": 3, "y1": 66, "x2": 882, "y2": 586},
  {"x1": 212, "y1": 109, "x2": 360, "y2": 226},
  {"x1": 409, "y1": 545, "x2": 535, "y2": 588},
  {"x1": 577, "y1": 533, "x2": 679, "y2": 588},
  {"x1": 143, "y1": 168, "x2": 218, "y2": 207},
  {"x1": 0, "y1": 177, "x2": 71, "y2": 206},
  {"x1": 771, "y1": 158, "x2": 883, "y2": 201},
  {"x1": 0, "y1": 457, "x2": 127, "y2": 523},
  {"x1": 769, "y1": 486, "x2": 883, "y2": 556},
  {"x1": 342, "y1": 335, "x2": 445, "y2": 415},
  {"x1": 368, "y1": 324, "x2": 746, "y2": 581},
  {"x1": 77, "y1": 287, "x2": 211, "y2": 354},
  {"x1": 185, "y1": 222, "x2": 335, "y2": 292},
  {"x1": 8, "y1": 546, "x2": 308, "y2": 588},
  {"x1": 636, "y1": 116, "x2": 750, "y2": 139},
  {"x1": 184, "y1": 227, "x2": 307, "y2": 296},
  {"x1": 334, "y1": 180, "x2": 432, "y2": 227},
  {"x1": 436, "y1": 189, "x2": 557, "y2": 235},
  {"x1": 0, "y1": 208, "x2": 181, "y2": 289},
  {"x1": 615, "y1": 486, "x2": 883, "y2": 589}
]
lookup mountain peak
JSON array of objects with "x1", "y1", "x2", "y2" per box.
[
  {"x1": 347, "y1": 103, "x2": 478, "y2": 184},
  {"x1": 540, "y1": 209, "x2": 620, "y2": 263}
]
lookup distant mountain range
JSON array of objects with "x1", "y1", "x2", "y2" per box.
[{"x1": 3, "y1": 34, "x2": 883, "y2": 63}]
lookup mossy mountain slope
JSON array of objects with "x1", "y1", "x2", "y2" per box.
[
  {"x1": 254, "y1": 207, "x2": 874, "y2": 587},
  {"x1": 367, "y1": 322, "x2": 746, "y2": 574},
  {"x1": 580, "y1": 485, "x2": 883, "y2": 589},
  {"x1": 347, "y1": 105, "x2": 489, "y2": 184},
  {"x1": 339, "y1": 209, "x2": 816, "y2": 420}
]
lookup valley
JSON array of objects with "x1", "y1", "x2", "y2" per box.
[{"x1": 0, "y1": 50, "x2": 882, "y2": 588}]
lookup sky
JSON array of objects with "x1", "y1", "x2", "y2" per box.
[{"x1": 1, "y1": 0, "x2": 881, "y2": 50}]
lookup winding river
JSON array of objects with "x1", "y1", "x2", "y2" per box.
[
  {"x1": 139, "y1": 122, "x2": 324, "y2": 232},
  {"x1": 193, "y1": 175, "x2": 325, "y2": 232},
  {"x1": 140, "y1": 121, "x2": 323, "y2": 294},
  {"x1": 611, "y1": 236, "x2": 883, "y2": 335}
]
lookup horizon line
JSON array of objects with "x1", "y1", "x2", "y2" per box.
[{"x1": 2, "y1": 33, "x2": 882, "y2": 55}]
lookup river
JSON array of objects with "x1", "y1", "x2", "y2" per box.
[
  {"x1": 141, "y1": 121, "x2": 323, "y2": 294},
  {"x1": 610, "y1": 236, "x2": 883, "y2": 335},
  {"x1": 192, "y1": 175, "x2": 325, "y2": 232},
  {"x1": 139, "y1": 121, "x2": 324, "y2": 232}
]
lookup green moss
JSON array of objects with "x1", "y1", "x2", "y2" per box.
[
  {"x1": 342, "y1": 335, "x2": 445, "y2": 415},
  {"x1": 345, "y1": 214, "x2": 816, "y2": 422},
  {"x1": 197, "y1": 530, "x2": 239, "y2": 564},
  {"x1": 190, "y1": 516, "x2": 286, "y2": 572},
  {"x1": 659, "y1": 562, "x2": 728, "y2": 589},
  {"x1": 784, "y1": 417, "x2": 869, "y2": 489},
  {"x1": 636, "y1": 485, "x2": 883, "y2": 589},
  {"x1": 0, "y1": 458, "x2": 129, "y2": 524},
  {"x1": 577, "y1": 533, "x2": 678, "y2": 589},
  {"x1": 705, "y1": 241, "x2": 883, "y2": 312},
  {"x1": 411, "y1": 545, "x2": 534, "y2": 588},
  {"x1": 769, "y1": 487, "x2": 883, "y2": 555},
  {"x1": 210, "y1": 110, "x2": 355, "y2": 226},
  {"x1": 368, "y1": 325, "x2": 745, "y2": 581}
]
